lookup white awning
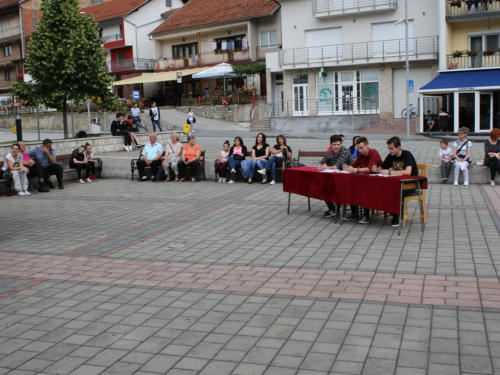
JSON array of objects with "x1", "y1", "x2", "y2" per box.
[{"x1": 113, "y1": 67, "x2": 209, "y2": 86}]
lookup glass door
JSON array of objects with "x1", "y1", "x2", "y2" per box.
[
  {"x1": 480, "y1": 93, "x2": 493, "y2": 131},
  {"x1": 338, "y1": 71, "x2": 357, "y2": 113},
  {"x1": 470, "y1": 36, "x2": 482, "y2": 68},
  {"x1": 293, "y1": 85, "x2": 308, "y2": 116}
]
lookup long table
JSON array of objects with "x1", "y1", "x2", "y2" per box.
[{"x1": 283, "y1": 167, "x2": 428, "y2": 230}]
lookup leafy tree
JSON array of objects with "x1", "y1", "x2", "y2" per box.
[
  {"x1": 12, "y1": 0, "x2": 116, "y2": 138},
  {"x1": 232, "y1": 62, "x2": 266, "y2": 82}
]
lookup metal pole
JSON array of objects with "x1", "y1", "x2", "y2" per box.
[
  {"x1": 405, "y1": 0, "x2": 410, "y2": 139},
  {"x1": 71, "y1": 102, "x2": 74, "y2": 137},
  {"x1": 87, "y1": 100, "x2": 91, "y2": 133},
  {"x1": 16, "y1": 112, "x2": 22, "y2": 142},
  {"x1": 36, "y1": 106, "x2": 40, "y2": 140}
]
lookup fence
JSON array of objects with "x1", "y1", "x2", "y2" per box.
[{"x1": 271, "y1": 97, "x2": 379, "y2": 117}]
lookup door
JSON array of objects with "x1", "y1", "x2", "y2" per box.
[
  {"x1": 293, "y1": 85, "x2": 308, "y2": 116},
  {"x1": 470, "y1": 36, "x2": 482, "y2": 68},
  {"x1": 480, "y1": 93, "x2": 493, "y2": 131},
  {"x1": 338, "y1": 71, "x2": 356, "y2": 113}
]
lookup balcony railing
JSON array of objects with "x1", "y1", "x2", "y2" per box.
[
  {"x1": 257, "y1": 45, "x2": 281, "y2": 60},
  {"x1": 0, "y1": 52, "x2": 21, "y2": 65},
  {"x1": 0, "y1": 80, "x2": 13, "y2": 89},
  {"x1": 279, "y1": 36, "x2": 438, "y2": 67},
  {"x1": 313, "y1": 0, "x2": 397, "y2": 17},
  {"x1": 103, "y1": 34, "x2": 123, "y2": 43},
  {"x1": 156, "y1": 48, "x2": 254, "y2": 69},
  {"x1": 446, "y1": 0, "x2": 500, "y2": 19},
  {"x1": 0, "y1": 26, "x2": 20, "y2": 41},
  {"x1": 447, "y1": 53, "x2": 500, "y2": 69},
  {"x1": 106, "y1": 58, "x2": 155, "y2": 73},
  {"x1": 271, "y1": 97, "x2": 379, "y2": 117}
]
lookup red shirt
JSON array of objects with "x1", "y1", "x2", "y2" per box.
[{"x1": 351, "y1": 148, "x2": 382, "y2": 172}]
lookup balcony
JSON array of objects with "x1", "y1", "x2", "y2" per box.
[
  {"x1": 0, "y1": 79, "x2": 13, "y2": 89},
  {"x1": 156, "y1": 48, "x2": 252, "y2": 70},
  {"x1": 103, "y1": 34, "x2": 125, "y2": 48},
  {"x1": 106, "y1": 58, "x2": 155, "y2": 73},
  {"x1": 0, "y1": 26, "x2": 21, "y2": 42},
  {"x1": 279, "y1": 36, "x2": 438, "y2": 68},
  {"x1": 0, "y1": 51, "x2": 20, "y2": 66},
  {"x1": 446, "y1": 0, "x2": 500, "y2": 21},
  {"x1": 447, "y1": 52, "x2": 500, "y2": 69},
  {"x1": 313, "y1": 0, "x2": 397, "y2": 17},
  {"x1": 257, "y1": 45, "x2": 281, "y2": 60}
]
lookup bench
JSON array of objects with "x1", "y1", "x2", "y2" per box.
[
  {"x1": 294, "y1": 150, "x2": 327, "y2": 166},
  {"x1": 213, "y1": 151, "x2": 289, "y2": 182},
  {"x1": 131, "y1": 149, "x2": 206, "y2": 181},
  {"x1": 0, "y1": 161, "x2": 13, "y2": 196}
]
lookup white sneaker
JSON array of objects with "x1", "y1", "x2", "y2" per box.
[
  {"x1": 128, "y1": 146, "x2": 133, "y2": 151},
  {"x1": 257, "y1": 169, "x2": 266, "y2": 175},
  {"x1": 17, "y1": 191, "x2": 26, "y2": 196},
  {"x1": 86, "y1": 178, "x2": 92, "y2": 183},
  {"x1": 454, "y1": 181, "x2": 458, "y2": 186},
  {"x1": 269, "y1": 181, "x2": 276, "y2": 185},
  {"x1": 23, "y1": 190, "x2": 31, "y2": 196},
  {"x1": 491, "y1": 181, "x2": 496, "y2": 187},
  {"x1": 463, "y1": 181, "x2": 469, "y2": 186},
  {"x1": 79, "y1": 179, "x2": 85, "y2": 184},
  {"x1": 222, "y1": 178, "x2": 226, "y2": 183},
  {"x1": 228, "y1": 180, "x2": 234, "y2": 184},
  {"x1": 122, "y1": 145, "x2": 128, "y2": 151},
  {"x1": 230, "y1": 169, "x2": 236, "y2": 173}
]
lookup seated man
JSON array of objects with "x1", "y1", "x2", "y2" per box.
[
  {"x1": 111, "y1": 112, "x2": 142, "y2": 151},
  {"x1": 424, "y1": 111, "x2": 435, "y2": 132},
  {"x1": 26, "y1": 138, "x2": 64, "y2": 189},
  {"x1": 343, "y1": 136, "x2": 382, "y2": 224},
  {"x1": 18, "y1": 141, "x2": 49, "y2": 192},
  {"x1": 372, "y1": 136, "x2": 418, "y2": 227},
  {"x1": 137, "y1": 133, "x2": 163, "y2": 182},
  {"x1": 318, "y1": 134, "x2": 353, "y2": 218}
]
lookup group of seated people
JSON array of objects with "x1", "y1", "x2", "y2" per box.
[
  {"x1": 110, "y1": 111, "x2": 143, "y2": 151},
  {"x1": 424, "y1": 108, "x2": 450, "y2": 132},
  {"x1": 1, "y1": 139, "x2": 66, "y2": 195}
]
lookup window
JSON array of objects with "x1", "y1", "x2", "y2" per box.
[
  {"x1": 4, "y1": 70, "x2": 14, "y2": 81},
  {"x1": 372, "y1": 21, "x2": 414, "y2": 55},
  {"x1": 305, "y1": 27, "x2": 342, "y2": 59},
  {"x1": 165, "y1": 0, "x2": 172, "y2": 6},
  {"x1": 260, "y1": 30, "x2": 277, "y2": 47},
  {"x1": 1, "y1": 23, "x2": 8, "y2": 35},
  {"x1": 172, "y1": 42, "x2": 197, "y2": 59},
  {"x1": 3, "y1": 45, "x2": 11, "y2": 57},
  {"x1": 91, "y1": 0, "x2": 103, "y2": 4}
]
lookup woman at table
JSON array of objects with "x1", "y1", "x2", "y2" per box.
[
  {"x1": 227, "y1": 136, "x2": 248, "y2": 184},
  {"x1": 257, "y1": 134, "x2": 292, "y2": 185},
  {"x1": 245, "y1": 133, "x2": 269, "y2": 184},
  {"x1": 484, "y1": 128, "x2": 500, "y2": 186},
  {"x1": 178, "y1": 135, "x2": 201, "y2": 183}
]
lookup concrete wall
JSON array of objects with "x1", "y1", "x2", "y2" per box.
[
  {"x1": 176, "y1": 104, "x2": 252, "y2": 122},
  {"x1": 0, "y1": 112, "x2": 115, "y2": 132},
  {"x1": 270, "y1": 114, "x2": 380, "y2": 134}
]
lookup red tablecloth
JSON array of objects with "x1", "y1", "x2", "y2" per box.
[{"x1": 283, "y1": 167, "x2": 428, "y2": 214}]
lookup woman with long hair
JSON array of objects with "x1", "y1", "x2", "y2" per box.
[{"x1": 257, "y1": 134, "x2": 292, "y2": 185}]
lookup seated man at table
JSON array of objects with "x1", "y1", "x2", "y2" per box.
[
  {"x1": 372, "y1": 136, "x2": 418, "y2": 227},
  {"x1": 137, "y1": 133, "x2": 163, "y2": 182},
  {"x1": 343, "y1": 136, "x2": 382, "y2": 224},
  {"x1": 318, "y1": 134, "x2": 354, "y2": 218}
]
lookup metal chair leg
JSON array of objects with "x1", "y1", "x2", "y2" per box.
[{"x1": 287, "y1": 193, "x2": 291, "y2": 214}]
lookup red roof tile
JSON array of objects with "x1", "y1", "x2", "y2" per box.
[
  {"x1": 0, "y1": 0, "x2": 19, "y2": 10},
  {"x1": 80, "y1": 0, "x2": 150, "y2": 21},
  {"x1": 151, "y1": 0, "x2": 280, "y2": 35},
  {"x1": 161, "y1": 8, "x2": 178, "y2": 16}
]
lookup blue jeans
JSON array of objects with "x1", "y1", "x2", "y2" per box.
[
  {"x1": 265, "y1": 155, "x2": 283, "y2": 181},
  {"x1": 246, "y1": 159, "x2": 266, "y2": 179},
  {"x1": 441, "y1": 162, "x2": 452, "y2": 178},
  {"x1": 152, "y1": 119, "x2": 162, "y2": 132},
  {"x1": 188, "y1": 118, "x2": 194, "y2": 132},
  {"x1": 228, "y1": 156, "x2": 242, "y2": 181}
]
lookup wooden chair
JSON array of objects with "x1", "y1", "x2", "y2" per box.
[{"x1": 401, "y1": 163, "x2": 428, "y2": 228}]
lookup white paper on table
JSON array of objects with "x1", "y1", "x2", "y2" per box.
[{"x1": 318, "y1": 169, "x2": 336, "y2": 173}]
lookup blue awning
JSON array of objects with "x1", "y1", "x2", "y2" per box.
[{"x1": 419, "y1": 69, "x2": 500, "y2": 93}]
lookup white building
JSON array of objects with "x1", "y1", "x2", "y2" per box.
[{"x1": 266, "y1": 0, "x2": 439, "y2": 133}]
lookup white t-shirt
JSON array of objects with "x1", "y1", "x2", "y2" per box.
[
  {"x1": 453, "y1": 140, "x2": 471, "y2": 158},
  {"x1": 439, "y1": 147, "x2": 453, "y2": 162},
  {"x1": 3, "y1": 153, "x2": 21, "y2": 171},
  {"x1": 131, "y1": 108, "x2": 140, "y2": 117},
  {"x1": 151, "y1": 107, "x2": 159, "y2": 120},
  {"x1": 220, "y1": 150, "x2": 229, "y2": 162},
  {"x1": 188, "y1": 111, "x2": 194, "y2": 120}
]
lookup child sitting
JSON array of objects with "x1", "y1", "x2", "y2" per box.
[
  {"x1": 215, "y1": 141, "x2": 230, "y2": 183},
  {"x1": 438, "y1": 139, "x2": 453, "y2": 182}
]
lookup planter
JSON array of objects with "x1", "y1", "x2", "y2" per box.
[{"x1": 452, "y1": 54, "x2": 463, "y2": 58}]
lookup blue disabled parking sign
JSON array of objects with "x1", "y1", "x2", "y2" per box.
[
  {"x1": 132, "y1": 90, "x2": 141, "y2": 100},
  {"x1": 408, "y1": 80, "x2": 414, "y2": 93}
]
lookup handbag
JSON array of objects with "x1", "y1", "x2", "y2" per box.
[
  {"x1": 167, "y1": 143, "x2": 180, "y2": 163},
  {"x1": 451, "y1": 141, "x2": 469, "y2": 163}
]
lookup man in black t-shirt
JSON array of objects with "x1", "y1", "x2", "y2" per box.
[{"x1": 372, "y1": 136, "x2": 418, "y2": 227}]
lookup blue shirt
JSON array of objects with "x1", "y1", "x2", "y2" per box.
[
  {"x1": 27, "y1": 146, "x2": 56, "y2": 168},
  {"x1": 143, "y1": 142, "x2": 163, "y2": 160}
]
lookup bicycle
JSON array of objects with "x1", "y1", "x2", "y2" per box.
[
  {"x1": 401, "y1": 104, "x2": 418, "y2": 119},
  {"x1": 132, "y1": 117, "x2": 148, "y2": 133}
]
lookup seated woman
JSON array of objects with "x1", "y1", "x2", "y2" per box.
[
  {"x1": 85, "y1": 143, "x2": 98, "y2": 181},
  {"x1": 178, "y1": 135, "x2": 201, "y2": 183},
  {"x1": 159, "y1": 133, "x2": 183, "y2": 182},
  {"x1": 244, "y1": 133, "x2": 269, "y2": 184},
  {"x1": 2, "y1": 143, "x2": 30, "y2": 196},
  {"x1": 349, "y1": 136, "x2": 360, "y2": 158},
  {"x1": 257, "y1": 134, "x2": 292, "y2": 185},
  {"x1": 227, "y1": 136, "x2": 248, "y2": 184},
  {"x1": 484, "y1": 128, "x2": 500, "y2": 186},
  {"x1": 453, "y1": 127, "x2": 472, "y2": 186},
  {"x1": 70, "y1": 145, "x2": 92, "y2": 184}
]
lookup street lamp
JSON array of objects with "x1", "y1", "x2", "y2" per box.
[{"x1": 395, "y1": 0, "x2": 410, "y2": 139}]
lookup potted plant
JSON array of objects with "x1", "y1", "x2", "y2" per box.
[
  {"x1": 452, "y1": 50, "x2": 463, "y2": 57},
  {"x1": 450, "y1": 0, "x2": 461, "y2": 6},
  {"x1": 483, "y1": 48, "x2": 498, "y2": 56},
  {"x1": 464, "y1": 49, "x2": 478, "y2": 56}
]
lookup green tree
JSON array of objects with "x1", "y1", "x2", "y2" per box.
[
  {"x1": 232, "y1": 62, "x2": 266, "y2": 82},
  {"x1": 12, "y1": 0, "x2": 116, "y2": 139}
]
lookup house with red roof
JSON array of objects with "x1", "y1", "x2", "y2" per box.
[
  {"x1": 81, "y1": 0, "x2": 185, "y2": 99},
  {"x1": 146, "y1": 0, "x2": 281, "y2": 101}
]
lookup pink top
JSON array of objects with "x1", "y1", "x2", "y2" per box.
[
  {"x1": 233, "y1": 146, "x2": 242, "y2": 155},
  {"x1": 22, "y1": 153, "x2": 31, "y2": 162}
]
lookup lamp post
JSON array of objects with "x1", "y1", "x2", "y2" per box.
[{"x1": 405, "y1": 0, "x2": 410, "y2": 139}]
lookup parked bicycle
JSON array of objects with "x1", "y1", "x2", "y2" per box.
[
  {"x1": 401, "y1": 103, "x2": 418, "y2": 119},
  {"x1": 132, "y1": 117, "x2": 148, "y2": 132}
]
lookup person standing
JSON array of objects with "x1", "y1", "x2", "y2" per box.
[
  {"x1": 187, "y1": 108, "x2": 195, "y2": 133},
  {"x1": 137, "y1": 133, "x2": 163, "y2": 182},
  {"x1": 149, "y1": 102, "x2": 162, "y2": 132},
  {"x1": 27, "y1": 138, "x2": 64, "y2": 189}
]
